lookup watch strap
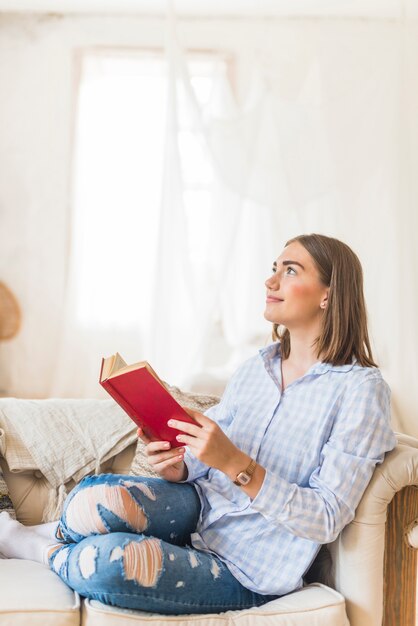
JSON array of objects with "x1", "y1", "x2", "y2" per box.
[{"x1": 233, "y1": 458, "x2": 257, "y2": 486}]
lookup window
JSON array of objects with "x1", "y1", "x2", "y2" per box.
[{"x1": 71, "y1": 49, "x2": 229, "y2": 332}]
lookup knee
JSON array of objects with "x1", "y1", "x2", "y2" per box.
[
  {"x1": 53, "y1": 537, "x2": 164, "y2": 593},
  {"x1": 64, "y1": 480, "x2": 148, "y2": 538}
]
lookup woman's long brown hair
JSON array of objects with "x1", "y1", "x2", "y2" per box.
[{"x1": 272, "y1": 233, "x2": 378, "y2": 367}]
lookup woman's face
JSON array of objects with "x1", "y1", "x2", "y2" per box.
[{"x1": 264, "y1": 241, "x2": 329, "y2": 330}]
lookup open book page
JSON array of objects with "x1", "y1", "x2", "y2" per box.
[
  {"x1": 102, "y1": 353, "x2": 165, "y2": 386},
  {"x1": 101, "y1": 352, "x2": 128, "y2": 381},
  {"x1": 113, "y1": 352, "x2": 127, "y2": 374},
  {"x1": 101, "y1": 354, "x2": 168, "y2": 399}
]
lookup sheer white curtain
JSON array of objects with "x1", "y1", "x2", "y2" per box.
[
  {"x1": 49, "y1": 14, "x2": 418, "y2": 439},
  {"x1": 50, "y1": 53, "x2": 168, "y2": 396},
  {"x1": 50, "y1": 31, "x2": 277, "y2": 397},
  {"x1": 147, "y1": 31, "x2": 280, "y2": 388}
]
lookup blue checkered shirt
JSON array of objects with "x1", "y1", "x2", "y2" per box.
[{"x1": 184, "y1": 341, "x2": 396, "y2": 596}]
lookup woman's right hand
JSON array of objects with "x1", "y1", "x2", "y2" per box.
[{"x1": 137, "y1": 428, "x2": 188, "y2": 482}]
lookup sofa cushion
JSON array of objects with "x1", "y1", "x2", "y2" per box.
[
  {"x1": 82, "y1": 584, "x2": 349, "y2": 626},
  {"x1": 130, "y1": 385, "x2": 220, "y2": 478},
  {"x1": 0, "y1": 559, "x2": 80, "y2": 626}
]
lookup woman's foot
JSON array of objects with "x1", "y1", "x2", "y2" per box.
[{"x1": 0, "y1": 511, "x2": 56, "y2": 563}]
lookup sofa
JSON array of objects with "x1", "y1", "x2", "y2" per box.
[{"x1": 0, "y1": 397, "x2": 418, "y2": 626}]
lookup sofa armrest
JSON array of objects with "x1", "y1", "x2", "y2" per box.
[
  {"x1": 384, "y1": 484, "x2": 418, "y2": 626},
  {"x1": 328, "y1": 433, "x2": 418, "y2": 626}
]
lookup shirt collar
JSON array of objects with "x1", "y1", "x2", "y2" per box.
[{"x1": 258, "y1": 341, "x2": 357, "y2": 376}]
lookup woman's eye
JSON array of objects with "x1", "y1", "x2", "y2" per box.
[
  {"x1": 271, "y1": 267, "x2": 276, "y2": 274},
  {"x1": 286, "y1": 267, "x2": 296, "y2": 275}
]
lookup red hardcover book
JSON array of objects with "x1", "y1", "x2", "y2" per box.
[{"x1": 99, "y1": 353, "x2": 198, "y2": 448}]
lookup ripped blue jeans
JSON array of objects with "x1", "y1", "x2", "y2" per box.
[{"x1": 49, "y1": 474, "x2": 276, "y2": 614}]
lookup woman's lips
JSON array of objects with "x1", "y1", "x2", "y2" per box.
[{"x1": 266, "y1": 297, "x2": 283, "y2": 303}]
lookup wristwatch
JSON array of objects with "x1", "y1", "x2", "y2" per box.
[{"x1": 233, "y1": 458, "x2": 257, "y2": 486}]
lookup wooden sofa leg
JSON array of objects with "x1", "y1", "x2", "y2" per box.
[{"x1": 383, "y1": 486, "x2": 418, "y2": 626}]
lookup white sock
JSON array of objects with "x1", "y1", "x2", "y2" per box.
[
  {"x1": 32, "y1": 520, "x2": 60, "y2": 541},
  {"x1": 0, "y1": 511, "x2": 57, "y2": 564}
]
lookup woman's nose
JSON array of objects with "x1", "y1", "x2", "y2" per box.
[{"x1": 265, "y1": 273, "x2": 279, "y2": 289}]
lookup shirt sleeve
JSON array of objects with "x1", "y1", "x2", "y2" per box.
[
  {"x1": 182, "y1": 367, "x2": 242, "y2": 483},
  {"x1": 250, "y1": 374, "x2": 397, "y2": 543}
]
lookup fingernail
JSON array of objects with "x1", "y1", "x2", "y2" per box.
[{"x1": 163, "y1": 442, "x2": 170, "y2": 449}]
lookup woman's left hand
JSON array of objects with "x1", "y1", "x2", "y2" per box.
[{"x1": 168, "y1": 408, "x2": 244, "y2": 475}]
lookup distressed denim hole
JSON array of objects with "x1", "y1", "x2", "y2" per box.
[
  {"x1": 122, "y1": 538, "x2": 163, "y2": 588},
  {"x1": 110, "y1": 546, "x2": 124, "y2": 562},
  {"x1": 52, "y1": 547, "x2": 70, "y2": 574},
  {"x1": 121, "y1": 481, "x2": 157, "y2": 502},
  {"x1": 66, "y1": 484, "x2": 148, "y2": 536},
  {"x1": 188, "y1": 551, "x2": 200, "y2": 568},
  {"x1": 210, "y1": 559, "x2": 221, "y2": 580},
  {"x1": 79, "y1": 545, "x2": 98, "y2": 579}
]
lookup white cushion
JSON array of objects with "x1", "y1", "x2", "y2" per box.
[
  {"x1": 82, "y1": 584, "x2": 349, "y2": 626},
  {"x1": 0, "y1": 559, "x2": 80, "y2": 626}
]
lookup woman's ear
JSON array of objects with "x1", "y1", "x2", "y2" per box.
[{"x1": 320, "y1": 291, "x2": 329, "y2": 309}]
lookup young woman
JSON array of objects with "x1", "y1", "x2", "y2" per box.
[{"x1": 0, "y1": 233, "x2": 396, "y2": 614}]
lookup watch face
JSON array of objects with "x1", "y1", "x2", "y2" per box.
[{"x1": 237, "y1": 471, "x2": 251, "y2": 486}]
